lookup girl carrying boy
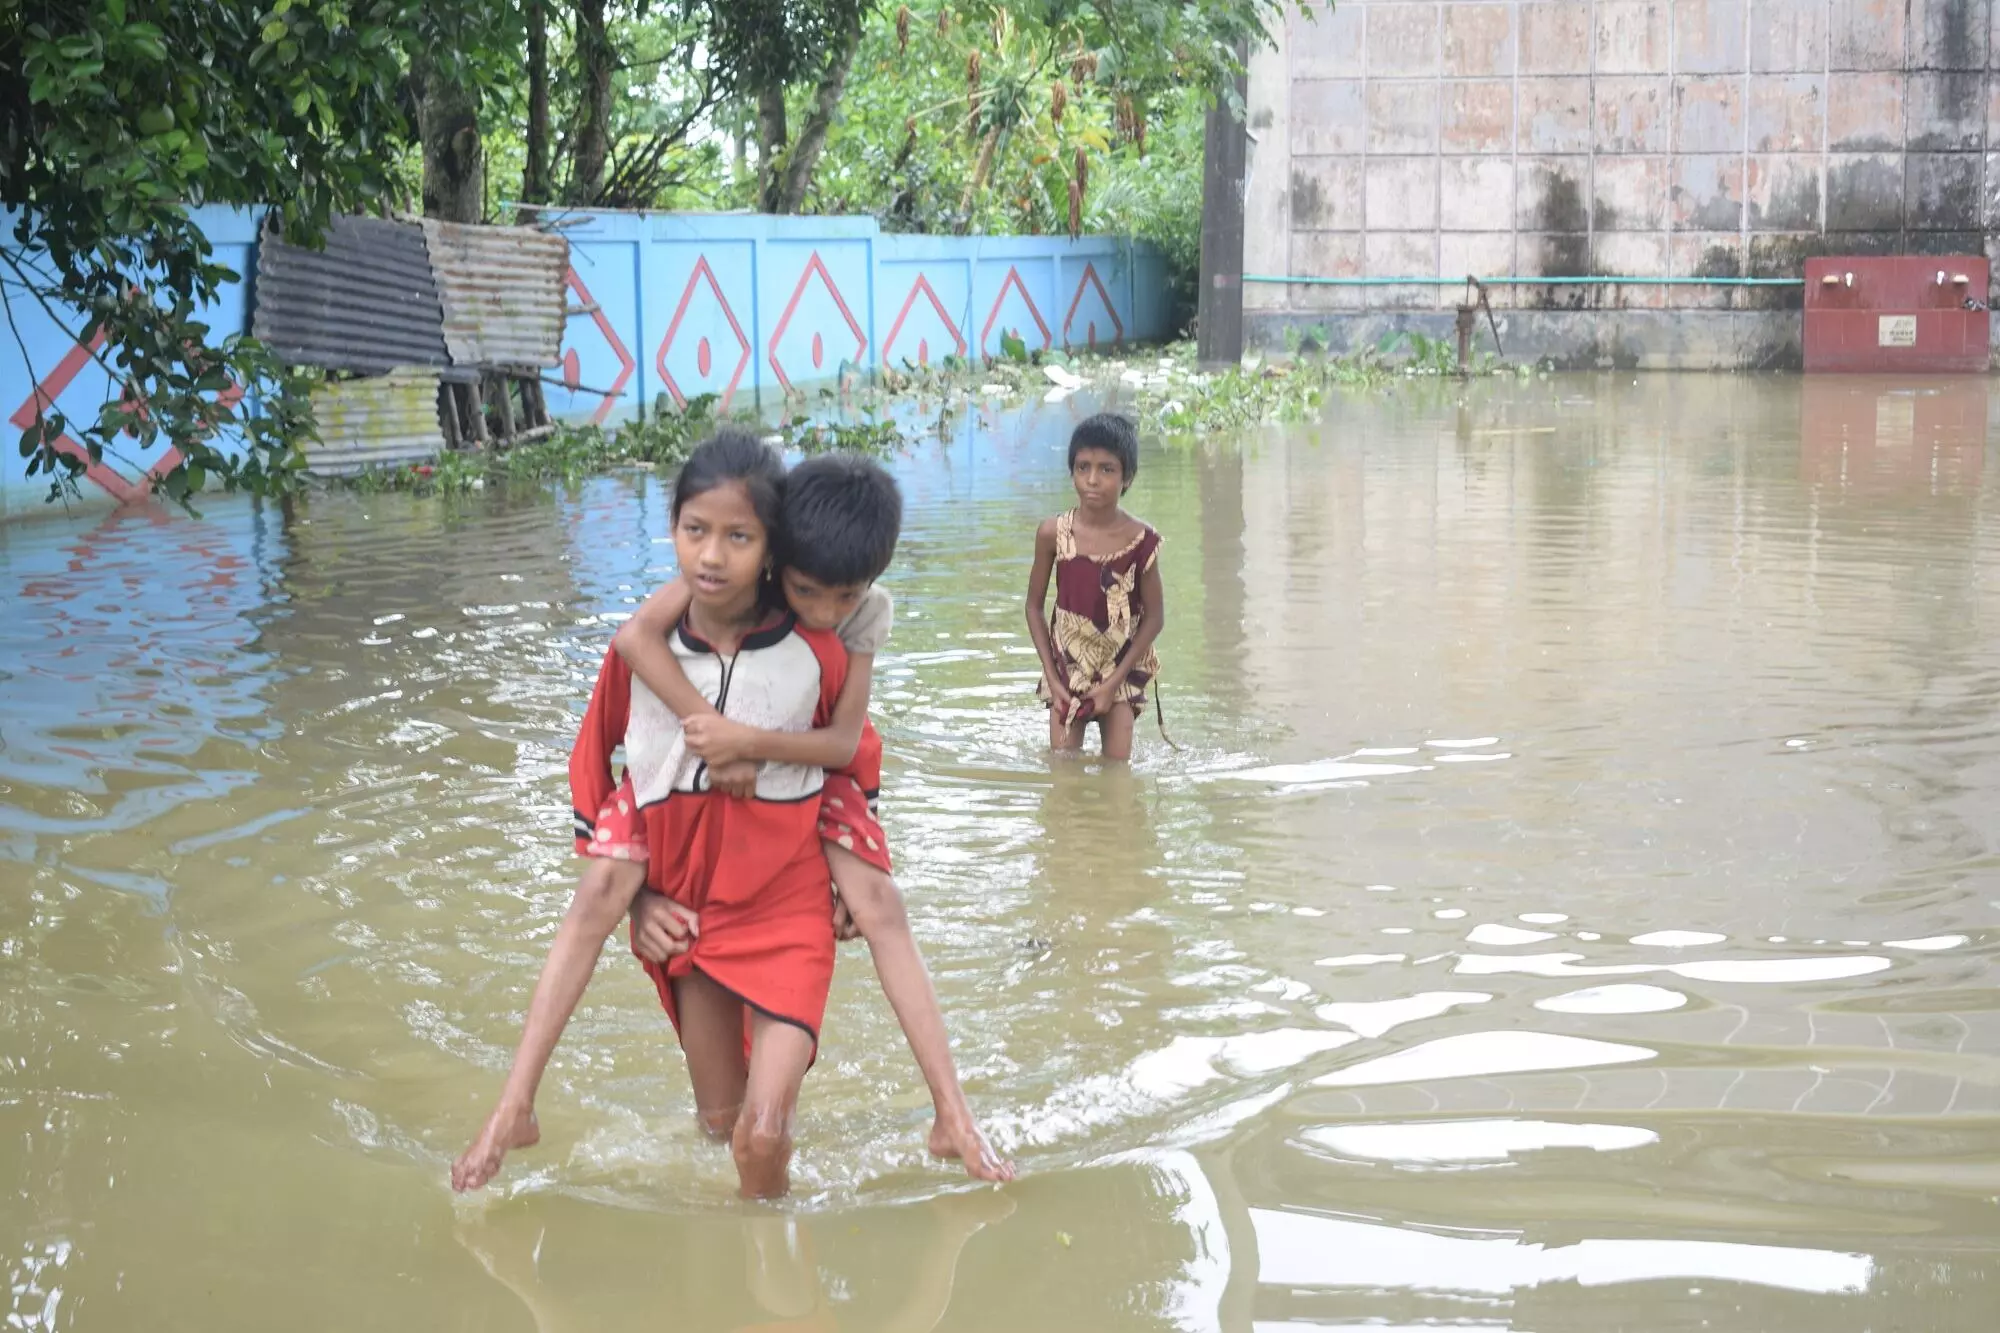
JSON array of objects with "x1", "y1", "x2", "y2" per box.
[{"x1": 453, "y1": 432, "x2": 1007, "y2": 1199}]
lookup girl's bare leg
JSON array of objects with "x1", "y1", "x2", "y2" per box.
[
  {"x1": 671, "y1": 969, "x2": 751, "y2": 1139},
  {"x1": 732, "y1": 1012, "x2": 817, "y2": 1199},
  {"x1": 1098, "y1": 702, "x2": 1138, "y2": 762},
  {"x1": 454, "y1": 856, "x2": 649, "y2": 1191},
  {"x1": 825, "y1": 845, "x2": 1013, "y2": 1183}
]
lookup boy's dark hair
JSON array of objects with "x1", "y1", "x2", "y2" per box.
[
  {"x1": 1067, "y1": 412, "x2": 1140, "y2": 490},
  {"x1": 781, "y1": 452, "x2": 903, "y2": 585},
  {"x1": 672, "y1": 428, "x2": 787, "y2": 536}
]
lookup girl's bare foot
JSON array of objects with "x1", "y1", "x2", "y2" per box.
[
  {"x1": 453, "y1": 1101, "x2": 540, "y2": 1192},
  {"x1": 928, "y1": 1113, "x2": 1015, "y2": 1183}
]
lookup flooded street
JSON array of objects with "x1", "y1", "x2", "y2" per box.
[{"x1": 4, "y1": 374, "x2": 1998, "y2": 1330}]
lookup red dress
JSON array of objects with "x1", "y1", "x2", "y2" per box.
[{"x1": 570, "y1": 613, "x2": 847, "y2": 1046}]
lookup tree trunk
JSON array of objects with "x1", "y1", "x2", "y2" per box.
[
  {"x1": 417, "y1": 58, "x2": 484, "y2": 223},
  {"x1": 522, "y1": 0, "x2": 552, "y2": 206},
  {"x1": 754, "y1": 81, "x2": 789, "y2": 212},
  {"x1": 769, "y1": 19, "x2": 862, "y2": 215},
  {"x1": 566, "y1": 0, "x2": 613, "y2": 205}
]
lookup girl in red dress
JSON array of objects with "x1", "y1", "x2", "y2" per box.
[
  {"x1": 1025, "y1": 413, "x2": 1168, "y2": 761},
  {"x1": 454, "y1": 430, "x2": 848, "y2": 1199}
]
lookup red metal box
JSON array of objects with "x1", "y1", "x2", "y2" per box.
[{"x1": 1802, "y1": 256, "x2": 1989, "y2": 374}]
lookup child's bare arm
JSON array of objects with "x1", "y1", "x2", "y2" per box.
[
  {"x1": 1023, "y1": 518, "x2": 1068, "y2": 707},
  {"x1": 611, "y1": 576, "x2": 714, "y2": 720},
  {"x1": 683, "y1": 653, "x2": 871, "y2": 770}
]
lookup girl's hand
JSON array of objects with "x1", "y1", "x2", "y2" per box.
[
  {"x1": 831, "y1": 892, "x2": 862, "y2": 942},
  {"x1": 629, "y1": 892, "x2": 699, "y2": 963},
  {"x1": 1082, "y1": 680, "x2": 1119, "y2": 722},
  {"x1": 707, "y1": 759, "x2": 760, "y2": 799},
  {"x1": 1049, "y1": 679, "x2": 1075, "y2": 724},
  {"x1": 684, "y1": 713, "x2": 755, "y2": 766}
]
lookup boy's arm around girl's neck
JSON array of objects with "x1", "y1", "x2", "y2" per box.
[{"x1": 612, "y1": 575, "x2": 868, "y2": 770}]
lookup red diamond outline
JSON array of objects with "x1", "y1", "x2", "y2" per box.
[
  {"x1": 979, "y1": 266, "x2": 1052, "y2": 358},
  {"x1": 768, "y1": 251, "x2": 867, "y2": 393},
  {"x1": 8, "y1": 329, "x2": 244, "y2": 504},
  {"x1": 564, "y1": 267, "x2": 635, "y2": 425},
  {"x1": 656, "y1": 255, "x2": 752, "y2": 412},
  {"x1": 882, "y1": 274, "x2": 967, "y2": 366},
  {"x1": 1062, "y1": 262, "x2": 1125, "y2": 350}
]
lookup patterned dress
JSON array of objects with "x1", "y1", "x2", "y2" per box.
[{"x1": 1037, "y1": 509, "x2": 1162, "y2": 717}]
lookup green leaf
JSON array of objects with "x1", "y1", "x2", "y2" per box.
[
  {"x1": 137, "y1": 106, "x2": 174, "y2": 135},
  {"x1": 292, "y1": 90, "x2": 311, "y2": 117},
  {"x1": 107, "y1": 0, "x2": 127, "y2": 23},
  {"x1": 261, "y1": 20, "x2": 287, "y2": 44}
]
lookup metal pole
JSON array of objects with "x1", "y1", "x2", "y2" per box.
[{"x1": 1196, "y1": 51, "x2": 1249, "y2": 370}]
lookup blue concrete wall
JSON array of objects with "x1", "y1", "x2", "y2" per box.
[{"x1": 1, "y1": 207, "x2": 1169, "y2": 516}]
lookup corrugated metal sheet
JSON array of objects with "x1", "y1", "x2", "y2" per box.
[
  {"x1": 253, "y1": 215, "x2": 451, "y2": 375},
  {"x1": 420, "y1": 220, "x2": 569, "y2": 370},
  {"x1": 302, "y1": 368, "x2": 447, "y2": 476}
]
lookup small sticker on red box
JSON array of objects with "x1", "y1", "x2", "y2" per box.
[{"x1": 1878, "y1": 316, "x2": 1917, "y2": 347}]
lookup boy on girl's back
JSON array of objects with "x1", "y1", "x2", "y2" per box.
[
  {"x1": 618, "y1": 452, "x2": 1008, "y2": 1181},
  {"x1": 454, "y1": 444, "x2": 1009, "y2": 1195}
]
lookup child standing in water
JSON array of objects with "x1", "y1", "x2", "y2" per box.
[
  {"x1": 454, "y1": 431, "x2": 852, "y2": 1199},
  {"x1": 614, "y1": 452, "x2": 1011, "y2": 1182},
  {"x1": 1025, "y1": 413, "x2": 1167, "y2": 761}
]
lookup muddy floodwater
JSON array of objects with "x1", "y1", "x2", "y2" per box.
[{"x1": 4, "y1": 375, "x2": 1999, "y2": 1331}]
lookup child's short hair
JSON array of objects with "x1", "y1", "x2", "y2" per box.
[
  {"x1": 673, "y1": 428, "x2": 787, "y2": 535},
  {"x1": 1067, "y1": 412, "x2": 1140, "y2": 488},
  {"x1": 781, "y1": 452, "x2": 902, "y2": 586}
]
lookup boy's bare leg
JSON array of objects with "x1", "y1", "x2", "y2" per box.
[
  {"x1": 454, "y1": 857, "x2": 650, "y2": 1191},
  {"x1": 1098, "y1": 702, "x2": 1138, "y2": 762},
  {"x1": 671, "y1": 969, "x2": 750, "y2": 1139},
  {"x1": 827, "y1": 844, "x2": 1014, "y2": 1183},
  {"x1": 734, "y1": 1012, "x2": 816, "y2": 1198}
]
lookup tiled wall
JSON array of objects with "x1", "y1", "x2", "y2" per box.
[{"x1": 1246, "y1": 0, "x2": 1999, "y2": 313}]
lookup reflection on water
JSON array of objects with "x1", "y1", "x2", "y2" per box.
[{"x1": 3, "y1": 375, "x2": 1999, "y2": 1330}]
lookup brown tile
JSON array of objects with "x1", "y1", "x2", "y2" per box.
[
  {"x1": 1595, "y1": 1, "x2": 1669, "y2": 73},
  {"x1": 1595, "y1": 77, "x2": 1672, "y2": 153},
  {"x1": 1519, "y1": 77, "x2": 1592, "y2": 153},
  {"x1": 1747, "y1": 155, "x2": 1824, "y2": 229},
  {"x1": 1749, "y1": 74, "x2": 1825, "y2": 154},
  {"x1": 1440, "y1": 231, "x2": 1515, "y2": 282},
  {"x1": 1364, "y1": 231, "x2": 1441, "y2": 309},
  {"x1": 1291, "y1": 80, "x2": 1366, "y2": 156},
  {"x1": 1674, "y1": 0, "x2": 1748, "y2": 74},
  {"x1": 1289, "y1": 1, "x2": 1366, "y2": 79},
  {"x1": 1441, "y1": 79, "x2": 1517, "y2": 153},
  {"x1": 1751, "y1": 0, "x2": 1828, "y2": 71},
  {"x1": 1288, "y1": 232, "x2": 1365, "y2": 311},
  {"x1": 1906, "y1": 72, "x2": 1985, "y2": 151},
  {"x1": 1443, "y1": 3, "x2": 1516, "y2": 76},
  {"x1": 1367, "y1": 3, "x2": 1443, "y2": 77},
  {"x1": 1910, "y1": 0, "x2": 1990, "y2": 70},
  {"x1": 1593, "y1": 155, "x2": 1670, "y2": 229},
  {"x1": 1365, "y1": 156, "x2": 1441, "y2": 230},
  {"x1": 1517, "y1": 156, "x2": 1592, "y2": 231},
  {"x1": 1672, "y1": 153, "x2": 1746, "y2": 229},
  {"x1": 1670, "y1": 231, "x2": 1745, "y2": 306},
  {"x1": 1368, "y1": 81, "x2": 1441, "y2": 154},
  {"x1": 1907, "y1": 152, "x2": 1982, "y2": 230},
  {"x1": 1827, "y1": 72, "x2": 1905, "y2": 152},
  {"x1": 1830, "y1": 0, "x2": 1908, "y2": 71},
  {"x1": 1593, "y1": 232, "x2": 1671, "y2": 304},
  {"x1": 1674, "y1": 74, "x2": 1744, "y2": 153},
  {"x1": 1520, "y1": 2, "x2": 1592, "y2": 73},
  {"x1": 1825, "y1": 152, "x2": 1904, "y2": 230},
  {"x1": 1440, "y1": 158, "x2": 1517, "y2": 230},
  {"x1": 1288, "y1": 157, "x2": 1364, "y2": 231}
]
